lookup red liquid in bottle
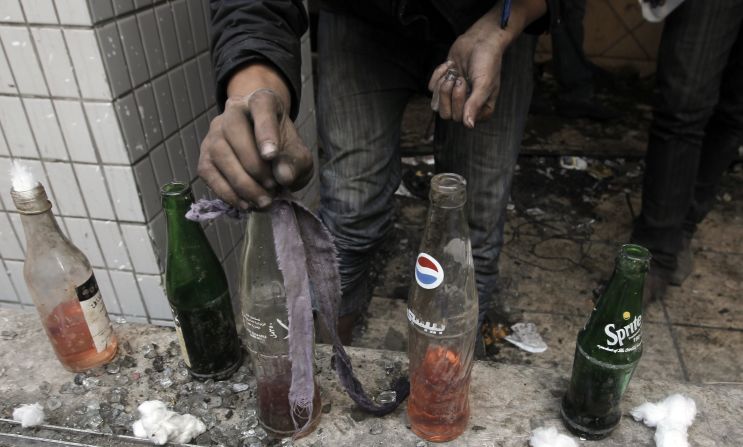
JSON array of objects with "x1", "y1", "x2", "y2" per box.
[
  {"x1": 44, "y1": 300, "x2": 117, "y2": 372},
  {"x1": 408, "y1": 345, "x2": 471, "y2": 442},
  {"x1": 256, "y1": 372, "x2": 321, "y2": 438}
]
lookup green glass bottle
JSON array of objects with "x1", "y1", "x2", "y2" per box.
[
  {"x1": 561, "y1": 244, "x2": 650, "y2": 439},
  {"x1": 161, "y1": 182, "x2": 241, "y2": 380}
]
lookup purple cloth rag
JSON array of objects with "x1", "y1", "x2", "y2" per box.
[{"x1": 187, "y1": 198, "x2": 409, "y2": 433}]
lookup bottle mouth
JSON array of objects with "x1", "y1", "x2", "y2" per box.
[
  {"x1": 429, "y1": 173, "x2": 467, "y2": 208},
  {"x1": 11, "y1": 183, "x2": 52, "y2": 214},
  {"x1": 617, "y1": 243, "x2": 651, "y2": 272},
  {"x1": 160, "y1": 181, "x2": 191, "y2": 197}
]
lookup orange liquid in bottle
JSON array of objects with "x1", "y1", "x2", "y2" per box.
[
  {"x1": 44, "y1": 300, "x2": 117, "y2": 372},
  {"x1": 408, "y1": 345, "x2": 471, "y2": 442}
]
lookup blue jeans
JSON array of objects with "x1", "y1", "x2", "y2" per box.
[
  {"x1": 315, "y1": 11, "x2": 537, "y2": 317},
  {"x1": 632, "y1": 0, "x2": 743, "y2": 272}
]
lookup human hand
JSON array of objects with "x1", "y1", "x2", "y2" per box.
[
  {"x1": 198, "y1": 64, "x2": 313, "y2": 209},
  {"x1": 429, "y1": 0, "x2": 547, "y2": 128}
]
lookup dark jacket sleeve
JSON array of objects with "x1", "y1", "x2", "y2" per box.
[{"x1": 210, "y1": 0, "x2": 309, "y2": 118}]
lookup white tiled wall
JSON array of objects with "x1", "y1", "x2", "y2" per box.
[{"x1": 0, "y1": 0, "x2": 318, "y2": 325}]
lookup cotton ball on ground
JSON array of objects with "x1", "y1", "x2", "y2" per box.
[
  {"x1": 631, "y1": 394, "x2": 697, "y2": 447},
  {"x1": 530, "y1": 426, "x2": 578, "y2": 447},
  {"x1": 132, "y1": 400, "x2": 206, "y2": 445},
  {"x1": 13, "y1": 403, "x2": 45, "y2": 428}
]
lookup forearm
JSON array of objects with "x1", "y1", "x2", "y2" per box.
[
  {"x1": 479, "y1": 0, "x2": 550, "y2": 48},
  {"x1": 226, "y1": 63, "x2": 292, "y2": 112}
]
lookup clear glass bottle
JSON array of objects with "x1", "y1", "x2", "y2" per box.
[
  {"x1": 11, "y1": 183, "x2": 117, "y2": 372},
  {"x1": 561, "y1": 244, "x2": 649, "y2": 439},
  {"x1": 239, "y1": 209, "x2": 321, "y2": 438},
  {"x1": 162, "y1": 182, "x2": 242, "y2": 380},
  {"x1": 407, "y1": 173, "x2": 478, "y2": 442}
]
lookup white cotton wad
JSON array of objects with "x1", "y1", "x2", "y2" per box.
[
  {"x1": 10, "y1": 161, "x2": 37, "y2": 191},
  {"x1": 13, "y1": 403, "x2": 45, "y2": 428},
  {"x1": 529, "y1": 426, "x2": 578, "y2": 447},
  {"x1": 132, "y1": 400, "x2": 206, "y2": 445},
  {"x1": 631, "y1": 393, "x2": 697, "y2": 447}
]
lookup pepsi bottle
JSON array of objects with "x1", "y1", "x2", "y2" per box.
[{"x1": 407, "y1": 173, "x2": 478, "y2": 442}]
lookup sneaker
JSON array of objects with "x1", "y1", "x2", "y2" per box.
[{"x1": 670, "y1": 236, "x2": 693, "y2": 286}]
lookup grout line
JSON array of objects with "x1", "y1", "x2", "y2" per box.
[
  {"x1": 660, "y1": 297, "x2": 690, "y2": 381},
  {"x1": 0, "y1": 258, "x2": 23, "y2": 307}
]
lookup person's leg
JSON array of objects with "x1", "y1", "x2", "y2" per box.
[
  {"x1": 551, "y1": 0, "x2": 593, "y2": 101},
  {"x1": 434, "y1": 34, "x2": 537, "y2": 321},
  {"x1": 673, "y1": 24, "x2": 743, "y2": 285},
  {"x1": 632, "y1": 0, "x2": 743, "y2": 296},
  {"x1": 316, "y1": 11, "x2": 419, "y2": 334}
]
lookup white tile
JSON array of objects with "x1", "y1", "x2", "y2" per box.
[
  {"x1": 83, "y1": 102, "x2": 128, "y2": 164},
  {"x1": 0, "y1": 43, "x2": 17, "y2": 94},
  {"x1": 63, "y1": 217, "x2": 105, "y2": 267},
  {"x1": 1, "y1": 0, "x2": 25, "y2": 23},
  {"x1": 44, "y1": 161, "x2": 86, "y2": 216},
  {"x1": 0, "y1": 96, "x2": 37, "y2": 158},
  {"x1": 0, "y1": 261, "x2": 20, "y2": 303},
  {"x1": 120, "y1": 223, "x2": 159, "y2": 273},
  {"x1": 5, "y1": 259, "x2": 32, "y2": 305},
  {"x1": 136, "y1": 273, "x2": 170, "y2": 320},
  {"x1": 20, "y1": 0, "x2": 57, "y2": 23},
  {"x1": 0, "y1": 26, "x2": 47, "y2": 95},
  {"x1": 7, "y1": 211, "x2": 26, "y2": 252},
  {"x1": 56, "y1": 0, "x2": 92, "y2": 26},
  {"x1": 73, "y1": 164, "x2": 115, "y2": 220},
  {"x1": 93, "y1": 268, "x2": 121, "y2": 315},
  {"x1": 55, "y1": 100, "x2": 97, "y2": 163},
  {"x1": 103, "y1": 165, "x2": 145, "y2": 222},
  {"x1": 0, "y1": 211, "x2": 24, "y2": 259},
  {"x1": 91, "y1": 219, "x2": 131, "y2": 270},
  {"x1": 30, "y1": 27, "x2": 78, "y2": 97},
  {"x1": 109, "y1": 269, "x2": 146, "y2": 316},
  {"x1": 0, "y1": 124, "x2": 9, "y2": 157},
  {"x1": 23, "y1": 98, "x2": 68, "y2": 161},
  {"x1": 64, "y1": 29, "x2": 111, "y2": 100}
]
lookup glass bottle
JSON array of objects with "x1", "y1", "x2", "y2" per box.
[
  {"x1": 239, "y1": 209, "x2": 321, "y2": 438},
  {"x1": 561, "y1": 244, "x2": 650, "y2": 439},
  {"x1": 162, "y1": 182, "x2": 241, "y2": 380},
  {"x1": 11, "y1": 182, "x2": 117, "y2": 371},
  {"x1": 407, "y1": 173, "x2": 478, "y2": 442}
]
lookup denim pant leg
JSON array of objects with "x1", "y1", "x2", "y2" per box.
[
  {"x1": 685, "y1": 27, "x2": 743, "y2": 234},
  {"x1": 551, "y1": 0, "x2": 593, "y2": 101},
  {"x1": 435, "y1": 34, "x2": 537, "y2": 316},
  {"x1": 632, "y1": 0, "x2": 743, "y2": 271},
  {"x1": 316, "y1": 12, "x2": 419, "y2": 316}
]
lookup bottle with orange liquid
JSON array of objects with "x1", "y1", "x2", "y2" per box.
[
  {"x1": 407, "y1": 173, "x2": 478, "y2": 442},
  {"x1": 11, "y1": 170, "x2": 117, "y2": 371}
]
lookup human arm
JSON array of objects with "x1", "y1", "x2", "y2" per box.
[{"x1": 429, "y1": 0, "x2": 549, "y2": 128}]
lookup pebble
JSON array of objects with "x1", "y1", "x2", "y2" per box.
[
  {"x1": 231, "y1": 383, "x2": 250, "y2": 393},
  {"x1": 0, "y1": 330, "x2": 18, "y2": 340},
  {"x1": 369, "y1": 421, "x2": 384, "y2": 435}
]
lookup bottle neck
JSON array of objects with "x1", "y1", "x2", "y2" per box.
[
  {"x1": 162, "y1": 185, "x2": 211, "y2": 253},
  {"x1": 12, "y1": 185, "x2": 67, "y2": 250}
]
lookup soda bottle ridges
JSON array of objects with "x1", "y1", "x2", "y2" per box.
[
  {"x1": 561, "y1": 243, "x2": 650, "y2": 439},
  {"x1": 407, "y1": 173, "x2": 478, "y2": 443}
]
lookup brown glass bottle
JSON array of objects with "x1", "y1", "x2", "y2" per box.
[{"x1": 12, "y1": 183, "x2": 117, "y2": 372}]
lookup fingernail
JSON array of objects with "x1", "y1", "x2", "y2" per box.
[
  {"x1": 465, "y1": 116, "x2": 475, "y2": 128},
  {"x1": 276, "y1": 163, "x2": 294, "y2": 183},
  {"x1": 257, "y1": 196, "x2": 272, "y2": 208},
  {"x1": 238, "y1": 200, "x2": 251, "y2": 210},
  {"x1": 261, "y1": 142, "x2": 278, "y2": 158}
]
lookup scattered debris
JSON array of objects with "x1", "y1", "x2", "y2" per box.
[
  {"x1": 631, "y1": 394, "x2": 697, "y2": 447},
  {"x1": 504, "y1": 323, "x2": 548, "y2": 353},
  {"x1": 559, "y1": 156, "x2": 587, "y2": 171},
  {"x1": 529, "y1": 426, "x2": 577, "y2": 447},
  {"x1": 13, "y1": 403, "x2": 45, "y2": 428},
  {"x1": 132, "y1": 400, "x2": 206, "y2": 445}
]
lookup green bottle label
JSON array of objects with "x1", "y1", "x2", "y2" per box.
[{"x1": 597, "y1": 311, "x2": 642, "y2": 354}]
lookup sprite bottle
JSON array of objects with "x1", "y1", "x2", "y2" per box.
[{"x1": 561, "y1": 244, "x2": 650, "y2": 439}]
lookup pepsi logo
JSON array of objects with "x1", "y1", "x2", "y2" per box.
[{"x1": 415, "y1": 253, "x2": 444, "y2": 289}]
